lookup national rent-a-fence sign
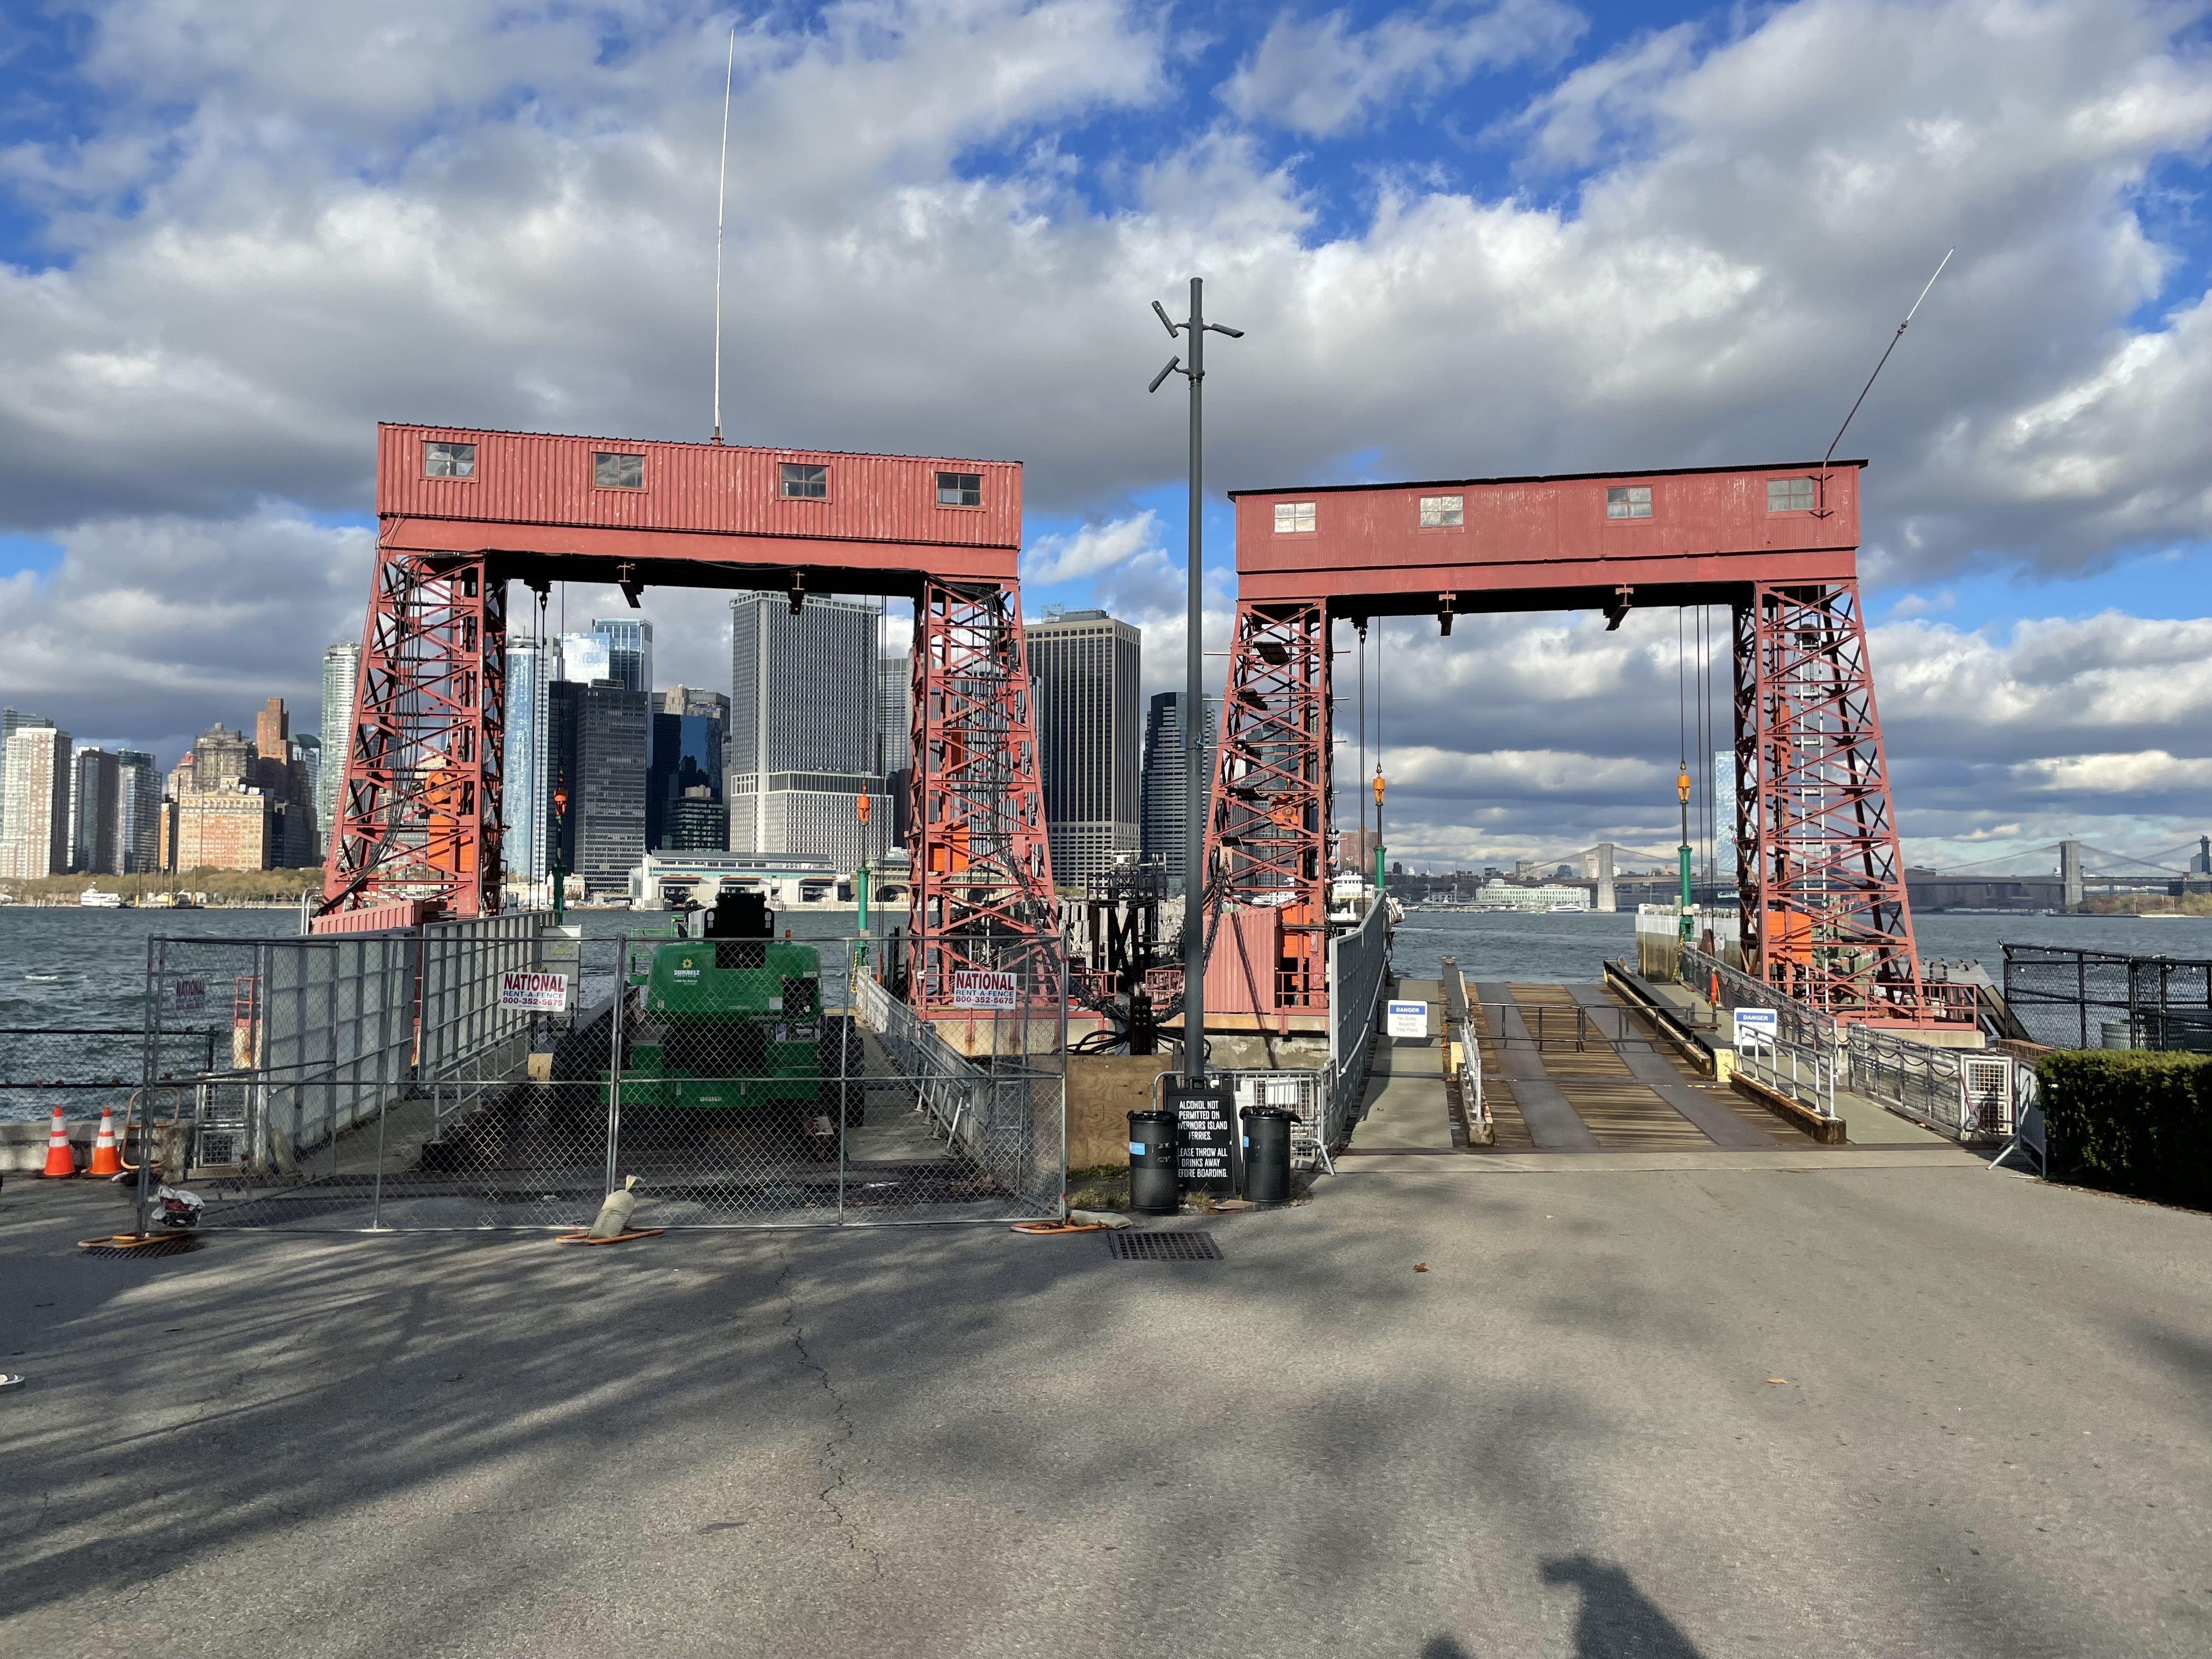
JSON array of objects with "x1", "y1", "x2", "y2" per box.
[{"x1": 498, "y1": 971, "x2": 570, "y2": 1013}]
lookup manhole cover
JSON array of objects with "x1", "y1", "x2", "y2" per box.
[{"x1": 1108, "y1": 1230, "x2": 1221, "y2": 1261}]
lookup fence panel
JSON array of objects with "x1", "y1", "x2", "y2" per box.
[
  {"x1": 1327, "y1": 899, "x2": 1390, "y2": 1144},
  {"x1": 166, "y1": 919, "x2": 1063, "y2": 1231},
  {"x1": 1846, "y1": 1025, "x2": 2013, "y2": 1143},
  {"x1": 2002, "y1": 945, "x2": 2212, "y2": 1051}
]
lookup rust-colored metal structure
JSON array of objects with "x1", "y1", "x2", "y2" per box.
[
  {"x1": 1215, "y1": 461, "x2": 1931, "y2": 1025},
  {"x1": 324, "y1": 424, "x2": 1053, "y2": 1013}
]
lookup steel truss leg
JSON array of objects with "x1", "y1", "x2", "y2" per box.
[
  {"x1": 1735, "y1": 581, "x2": 1925, "y2": 1018},
  {"x1": 907, "y1": 578, "x2": 1059, "y2": 1012},
  {"x1": 1203, "y1": 601, "x2": 1331, "y2": 1017},
  {"x1": 324, "y1": 549, "x2": 505, "y2": 919}
]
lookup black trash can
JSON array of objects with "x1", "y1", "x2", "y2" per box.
[
  {"x1": 1239, "y1": 1105, "x2": 1295, "y2": 1205},
  {"x1": 1127, "y1": 1108, "x2": 1180, "y2": 1216}
]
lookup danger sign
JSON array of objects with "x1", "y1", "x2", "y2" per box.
[
  {"x1": 499, "y1": 970, "x2": 570, "y2": 1012},
  {"x1": 950, "y1": 970, "x2": 1019, "y2": 1010}
]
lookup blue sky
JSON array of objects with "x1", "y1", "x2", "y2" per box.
[{"x1": 1, "y1": 0, "x2": 2208, "y2": 872}]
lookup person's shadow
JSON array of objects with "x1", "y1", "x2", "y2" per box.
[
  {"x1": 1539, "y1": 1555, "x2": 1705, "y2": 1658},
  {"x1": 1419, "y1": 1555, "x2": 1706, "y2": 1658}
]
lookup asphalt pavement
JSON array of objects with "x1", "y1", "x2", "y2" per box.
[{"x1": 2, "y1": 1157, "x2": 2207, "y2": 1659}]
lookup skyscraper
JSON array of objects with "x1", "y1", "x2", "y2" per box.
[
  {"x1": 192, "y1": 725, "x2": 253, "y2": 792},
  {"x1": 320, "y1": 641, "x2": 360, "y2": 845},
  {"x1": 548, "y1": 679, "x2": 648, "y2": 896},
  {"x1": 727, "y1": 592, "x2": 883, "y2": 870},
  {"x1": 292, "y1": 735, "x2": 321, "y2": 860},
  {"x1": 115, "y1": 750, "x2": 161, "y2": 873},
  {"x1": 0, "y1": 709, "x2": 54, "y2": 845},
  {"x1": 0, "y1": 724, "x2": 71, "y2": 880},
  {"x1": 1026, "y1": 610, "x2": 1141, "y2": 887},
  {"x1": 69, "y1": 748, "x2": 121, "y2": 874},
  {"x1": 876, "y1": 656, "x2": 911, "y2": 775},
  {"x1": 650, "y1": 686, "x2": 729, "y2": 851},
  {"x1": 1139, "y1": 690, "x2": 1218, "y2": 885},
  {"x1": 1713, "y1": 749, "x2": 1739, "y2": 885},
  {"x1": 592, "y1": 617, "x2": 653, "y2": 696},
  {"x1": 250, "y1": 698, "x2": 316, "y2": 866},
  {"x1": 555, "y1": 631, "x2": 611, "y2": 685},
  {"x1": 504, "y1": 640, "x2": 550, "y2": 888}
]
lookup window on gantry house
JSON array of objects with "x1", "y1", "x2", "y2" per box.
[
  {"x1": 1419, "y1": 494, "x2": 1463, "y2": 527},
  {"x1": 424, "y1": 440, "x2": 476, "y2": 478},
  {"x1": 936, "y1": 471, "x2": 983, "y2": 507},
  {"x1": 1605, "y1": 486, "x2": 1652, "y2": 519},
  {"x1": 781, "y1": 462, "x2": 828, "y2": 499},
  {"x1": 1767, "y1": 477, "x2": 1816, "y2": 512},
  {"x1": 1274, "y1": 501, "x2": 1316, "y2": 533},
  {"x1": 594, "y1": 452, "x2": 644, "y2": 489}
]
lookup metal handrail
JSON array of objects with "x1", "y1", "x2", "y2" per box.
[{"x1": 1733, "y1": 1031, "x2": 1838, "y2": 1120}]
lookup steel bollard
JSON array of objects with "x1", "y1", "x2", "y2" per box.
[{"x1": 1127, "y1": 1108, "x2": 1180, "y2": 1215}]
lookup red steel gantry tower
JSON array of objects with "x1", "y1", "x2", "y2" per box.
[
  {"x1": 322, "y1": 424, "x2": 1054, "y2": 1014},
  {"x1": 1211, "y1": 461, "x2": 1932, "y2": 1025}
]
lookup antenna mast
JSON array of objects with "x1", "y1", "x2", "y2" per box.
[
  {"x1": 711, "y1": 27, "x2": 735, "y2": 444},
  {"x1": 1823, "y1": 248, "x2": 1953, "y2": 472}
]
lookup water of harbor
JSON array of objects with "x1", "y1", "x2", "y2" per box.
[{"x1": 4, "y1": 902, "x2": 2208, "y2": 1121}]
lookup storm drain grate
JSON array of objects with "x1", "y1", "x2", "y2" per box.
[{"x1": 1108, "y1": 1230, "x2": 1221, "y2": 1262}]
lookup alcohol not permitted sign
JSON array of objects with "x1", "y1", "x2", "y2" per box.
[
  {"x1": 1165, "y1": 1076, "x2": 1234, "y2": 1193},
  {"x1": 499, "y1": 970, "x2": 570, "y2": 1012},
  {"x1": 951, "y1": 970, "x2": 1019, "y2": 1011}
]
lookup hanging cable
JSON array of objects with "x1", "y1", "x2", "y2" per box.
[
  {"x1": 1677, "y1": 607, "x2": 1688, "y2": 774},
  {"x1": 1357, "y1": 620, "x2": 1368, "y2": 874}
]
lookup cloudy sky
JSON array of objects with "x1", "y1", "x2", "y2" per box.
[{"x1": 1, "y1": 0, "x2": 2208, "y2": 874}]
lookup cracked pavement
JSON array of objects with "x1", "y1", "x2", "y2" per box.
[{"x1": 1, "y1": 1161, "x2": 2208, "y2": 1659}]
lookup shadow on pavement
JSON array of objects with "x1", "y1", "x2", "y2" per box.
[{"x1": 1542, "y1": 1555, "x2": 1705, "y2": 1657}]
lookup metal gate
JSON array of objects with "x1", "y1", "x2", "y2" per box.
[{"x1": 147, "y1": 919, "x2": 1064, "y2": 1231}]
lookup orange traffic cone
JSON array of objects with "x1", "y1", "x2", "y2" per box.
[
  {"x1": 41, "y1": 1106, "x2": 77, "y2": 1178},
  {"x1": 87, "y1": 1106, "x2": 123, "y2": 1177}
]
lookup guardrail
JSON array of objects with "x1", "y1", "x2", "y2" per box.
[
  {"x1": 1677, "y1": 942, "x2": 2020, "y2": 1143},
  {"x1": 1733, "y1": 1031, "x2": 1839, "y2": 1121},
  {"x1": 1439, "y1": 957, "x2": 1487, "y2": 1146},
  {"x1": 1847, "y1": 1025, "x2": 2015, "y2": 1144}
]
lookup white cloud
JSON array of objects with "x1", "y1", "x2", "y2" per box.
[
  {"x1": 1023, "y1": 510, "x2": 1165, "y2": 584},
  {"x1": 2011, "y1": 751, "x2": 2212, "y2": 795},
  {"x1": 1222, "y1": 1, "x2": 1585, "y2": 137}
]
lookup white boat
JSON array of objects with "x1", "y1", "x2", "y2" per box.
[{"x1": 78, "y1": 888, "x2": 126, "y2": 908}]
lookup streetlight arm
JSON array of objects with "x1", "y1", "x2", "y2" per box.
[
  {"x1": 1148, "y1": 356, "x2": 1183, "y2": 394},
  {"x1": 1206, "y1": 323, "x2": 1244, "y2": 337},
  {"x1": 1152, "y1": 300, "x2": 1181, "y2": 338}
]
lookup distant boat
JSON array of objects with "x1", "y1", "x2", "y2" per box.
[{"x1": 78, "y1": 888, "x2": 126, "y2": 909}]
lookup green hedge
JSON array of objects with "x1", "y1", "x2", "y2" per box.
[{"x1": 2035, "y1": 1049, "x2": 2212, "y2": 1211}]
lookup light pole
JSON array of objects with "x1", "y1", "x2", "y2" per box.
[
  {"x1": 1149, "y1": 277, "x2": 1242, "y2": 1085},
  {"x1": 550, "y1": 777, "x2": 569, "y2": 926},
  {"x1": 1677, "y1": 766, "x2": 1693, "y2": 943}
]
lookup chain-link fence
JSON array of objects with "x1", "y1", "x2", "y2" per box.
[
  {"x1": 0, "y1": 1028, "x2": 218, "y2": 1122},
  {"x1": 150, "y1": 918, "x2": 1064, "y2": 1231},
  {"x1": 2002, "y1": 945, "x2": 2212, "y2": 1052}
]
